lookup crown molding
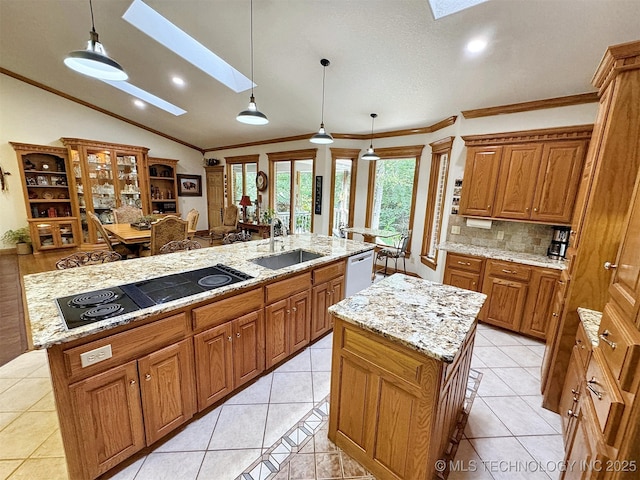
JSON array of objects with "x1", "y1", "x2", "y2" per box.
[{"x1": 461, "y1": 92, "x2": 598, "y2": 119}]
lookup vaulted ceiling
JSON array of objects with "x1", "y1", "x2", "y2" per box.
[{"x1": 1, "y1": 0, "x2": 639, "y2": 151}]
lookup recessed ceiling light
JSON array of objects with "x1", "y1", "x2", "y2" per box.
[
  {"x1": 101, "y1": 80, "x2": 187, "y2": 116},
  {"x1": 172, "y1": 76, "x2": 185, "y2": 86},
  {"x1": 123, "y1": 0, "x2": 253, "y2": 93},
  {"x1": 466, "y1": 38, "x2": 488, "y2": 53},
  {"x1": 134, "y1": 99, "x2": 145, "y2": 108}
]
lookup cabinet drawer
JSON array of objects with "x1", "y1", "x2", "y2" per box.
[
  {"x1": 64, "y1": 313, "x2": 189, "y2": 381},
  {"x1": 575, "y1": 322, "x2": 592, "y2": 370},
  {"x1": 192, "y1": 288, "x2": 262, "y2": 331},
  {"x1": 265, "y1": 272, "x2": 311, "y2": 304},
  {"x1": 599, "y1": 304, "x2": 640, "y2": 392},
  {"x1": 313, "y1": 260, "x2": 346, "y2": 284},
  {"x1": 446, "y1": 253, "x2": 483, "y2": 273},
  {"x1": 585, "y1": 347, "x2": 625, "y2": 446},
  {"x1": 486, "y1": 260, "x2": 532, "y2": 282}
]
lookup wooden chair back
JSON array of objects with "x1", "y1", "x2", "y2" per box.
[
  {"x1": 158, "y1": 239, "x2": 202, "y2": 255},
  {"x1": 113, "y1": 205, "x2": 143, "y2": 224},
  {"x1": 185, "y1": 209, "x2": 200, "y2": 238},
  {"x1": 150, "y1": 216, "x2": 188, "y2": 255},
  {"x1": 87, "y1": 211, "x2": 116, "y2": 252},
  {"x1": 56, "y1": 251, "x2": 122, "y2": 269}
]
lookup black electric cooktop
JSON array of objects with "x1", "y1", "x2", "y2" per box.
[{"x1": 56, "y1": 264, "x2": 253, "y2": 330}]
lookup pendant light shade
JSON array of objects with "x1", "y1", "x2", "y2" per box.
[
  {"x1": 361, "y1": 113, "x2": 380, "y2": 160},
  {"x1": 237, "y1": 0, "x2": 268, "y2": 125},
  {"x1": 64, "y1": 0, "x2": 127, "y2": 81},
  {"x1": 310, "y1": 59, "x2": 333, "y2": 144}
]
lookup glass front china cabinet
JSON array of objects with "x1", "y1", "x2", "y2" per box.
[
  {"x1": 11, "y1": 142, "x2": 80, "y2": 253},
  {"x1": 62, "y1": 138, "x2": 149, "y2": 245}
]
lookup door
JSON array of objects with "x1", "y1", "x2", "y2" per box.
[
  {"x1": 494, "y1": 144, "x2": 542, "y2": 220},
  {"x1": 289, "y1": 290, "x2": 311, "y2": 354},
  {"x1": 205, "y1": 166, "x2": 225, "y2": 229},
  {"x1": 233, "y1": 311, "x2": 265, "y2": 388},
  {"x1": 459, "y1": 146, "x2": 502, "y2": 217},
  {"x1": 330, "y1": 276, "x2": 345, "y2": 328},
  {"x1": 194, "y1": 322, "x2": 233, "y2": 410},
  {"x1": 481, "y1": 277, "x2": 528, "y2": 331},
  {"x1": 521, "y1": 269, "x2": 559, "y2": 339},
  {"x1": 265, "y1": 298, "x2": 289, "y2": 368},
  {"x1": 138, "y1": 340, "x2": 196, "y2": 445},
  {"x1": 70, "y1": 361, "x2": 145, "y2": 479},
  {"x1": 311, "y1": 281, "x2": 331, "y2": 341}
]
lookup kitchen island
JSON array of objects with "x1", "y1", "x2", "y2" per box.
[
  {"x1": 328, "y1": 274, "x2": 487, "y2": 480},
  {"x1": 22, "y1": 234, "x2": 374, "y2": 480}
]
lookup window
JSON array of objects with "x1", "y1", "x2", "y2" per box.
[
  {"x1": 365, "y1": 145, "x2": 424, "y2": 248},
  {"x1": 267, "y1": 149, "x2": 317, "y2": 233},
  {"x1": 226, "y1": 154, "x2": 258, "y2": 218},
  {"x1": 421, "y1": 137, "x2": 454, "y2": 270},
  {"x1": 329, "y1": 149, "x2": 359, "y2": 237}
]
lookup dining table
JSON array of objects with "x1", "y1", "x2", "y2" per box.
[
  {"x1": 104, "y1": 223, "x2": 197, "y2": 244},
  {"x1": 343, "y1": 226, "x2": 398, "y2": 244}
]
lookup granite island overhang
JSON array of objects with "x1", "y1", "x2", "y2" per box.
[{"x1": 327, "y1": 274, "x2": 487, "y2": 480}]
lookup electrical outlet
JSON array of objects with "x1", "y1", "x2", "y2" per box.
[
  {"x1": 80, "y1": 345, "x2": 112, "y2": 368},
  {"x1": 451, "y1": 226, "x2": 461, "y2": 235},
  {"x1": 497, "y1": 230, "x2": 504, "y2": 240}
]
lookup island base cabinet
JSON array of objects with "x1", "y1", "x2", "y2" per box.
[
  {"x1": 311, "y1": 276, "x2": 344, "y2": 340},
  {"x1": 265, "y1": 290, "x2": 311, "y2": 369}
]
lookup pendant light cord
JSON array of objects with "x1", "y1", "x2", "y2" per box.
[
  {"x1": 89, "y1": 0, "x2": 96, "y2": 33},
  {"x1": 320, "y1": 65, "x2": 326, "y2": 124},
  {"x1": 249, "y1": 0, "x2": 255, "y2": 97}
]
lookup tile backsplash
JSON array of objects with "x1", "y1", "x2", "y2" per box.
[{"x1": 447, "y1": 215, "x2": 553, "y2": 256}]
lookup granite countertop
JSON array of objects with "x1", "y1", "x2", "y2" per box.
[
  {"x1": 328, "y1": 274, "x2": 487, "y2": 363},
  {"x1": 439, "y1": 242, "x2": 566, "y2": 270},
  {"x1": 577, "y1": 307, "x2": 602, "y2": 346},
  {"x1": 24, "y1": 234, "x2": 375, "y2": 349}
]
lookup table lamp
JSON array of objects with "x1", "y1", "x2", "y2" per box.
[{"x1": 239, "y1": 195, "x2": 252, "y2": 222}]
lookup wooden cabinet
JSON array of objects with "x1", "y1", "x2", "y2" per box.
[
  {"x1": 443, "y1": 253, "x2": 484, "y2": 292},
  {"x1": 311, "y1": 260, "x2": 346, "y2": 340},
  {"x1": 205, "y1": 166, "x2": 225, "y2": 229},
  {"x1": 479, "y1": 259, "x2": 531, "y2": 331},
  {"x1": 62, "y1": 138, "x2": 149, "y2": 245},
  {"x1": 460, "y1": 127, "x2": 591, "y2": 224},
  {"x1": 11, "y1": 142, "x2": 80, "y2": 253},
  {"x1": 521, "y1": 267, "x2": 561, "y2": 339},
  {"x1": 148, "y1": 157, "x2": 179, "y2": 215}
]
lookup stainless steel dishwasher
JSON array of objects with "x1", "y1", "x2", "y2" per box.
[{"x1": 345, "y1": 250, "x2": 374, "y2": 297}]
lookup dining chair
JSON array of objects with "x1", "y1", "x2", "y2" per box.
[
  {"x1": 185, "y1": 208, "x2": 200, "y2": 239},
  {"x1": 158, "y1": 239, "x2": 202, "y2": 254},
  {"x1": 149, "y1": 216, "x2": 188, "y2": 255},
  {"x1": 375, "y1": 230, "x2": 412, "y2": 276},
  {"x1": 209, "y1": 205, "x2": 239, "y2": 244},
  {"x1": 87, "y1": 211, "x2": 137, "y2": 258},
  {"x1": 112, "y1": 205, "x2": 143, "y2": 224},
  {"x1": 55, "y1": 250, "x2": 122, "y2": 269}
]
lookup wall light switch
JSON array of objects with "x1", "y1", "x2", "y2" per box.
[
  {"x1": 451, "y1": 226, "x2": 461, "y2": 235},
  {"x1": 497, "y1": 230, "x2": 504, "y2": 240},
  {"x1": 80, "y1": 345, "x2": 112, "y2": 368}
]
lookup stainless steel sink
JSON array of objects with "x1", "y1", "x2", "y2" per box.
[{"x1": 250, "y1": 249, "x2": 324, "y2": 270}]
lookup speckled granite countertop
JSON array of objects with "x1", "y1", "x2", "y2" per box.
[
  {"x1": 328, "y1": 274, "x2": 487, "y2": 363},
  {"x1": 439, "y1": 242, "x2": 566, "y2": 270},
  {"x1": 24, "y1": 234, "x2": 375, "y2": 349},
  {"x1": 577, "y1": 307, "x2": 602, "y2": 346}
]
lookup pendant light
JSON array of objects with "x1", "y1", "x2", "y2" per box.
[
  {"x1": 237, "y1": 0, "x2": 268, "y2": 125},
  {"x1": 361, "y1": 113, "x2": 380, "y2": 160},
  {"x1": 310, "y1": 59, "x2": 333, "y2": 144},
  {"x1": 64, "y1": 0, "x2": 127, "y2": 81}
]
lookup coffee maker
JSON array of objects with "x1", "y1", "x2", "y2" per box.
[{"x1": 548, "y1": 226, "x2": 571, "y2": 260}]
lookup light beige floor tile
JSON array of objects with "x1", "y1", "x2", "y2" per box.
[
  {"x1": 526, "y1": 345, "x2": 546, "y2": 357},
  {"x1": 473, "y1": 347, "x2": 519, "y2": 368},
  {"x1": 0, "y1": 412, "x2": 21, "y2": 433},
  {"x1": 483, "y1": 397, "x2": 558, "y2": 436},
  {"x1": 525, "y1": 367, "x2": 541, "y2": 381},
  {"x1": 263, "y1": 402, "x2": 313, "y2": 447},
  {"x1": 154, "y1": 406, "x2": 220, "y2": 452},
  {"x1": 198, "y1": 449, "x2": 261, "y2": 480},
  {"x1": 449, "y1": 439, "x2": 494, "y2": 479},
  {"x1": 473, "y1": 333, "x2": 494, "y2": 347},
  {"x1": 288, "y1": 452, "x2": 316, "y2": 479},
  {"x1": 312, "y1": 371, "x2": 331, "y2": 403},
  {"x1": 6, "y1": 457, "x2": 67, "y2": 480},
  {"x1": 276, "y1": 349, "x2": 312, "y2": 372},
  {"x1": 499, "y1": 346, "x2": 543, "y2": 368},
  {"x1": 517, "y1": 336, "x2": 545, "y2": 347},
  {"x1": 310, "y1": 349, "x2": 332, "y2": 372},
  {"x1": 27, "y1": 392, "x2": 56, "y2": 412},
  {"x1": 0, "y1": 378, "x2": 52, "y2": 412},
  {"x1": 0, "y1": 411, "x2": 59, "y2": 459},
  {"x1": 225, "y1": 374, "x2": 273, "y2": 405},
  {"x1": 270, "y1": 372, "x2": 314, "y2": 404},
  {"x1": 315, "y1": 451, "x2": 341, "y2": 478},
  {"x1": 479, "y1": 328, "x2": 525, "y2": 346},
  {"x1": 0, "y1": 460, "x2": 22, "y2": 480},
  {"x1": 30, "y1": 429, "x2": 64, "y2": 458},
  {"x1": 26, "y1": 364, "x2": 50, "y2": 379},
  {"x1": 0, "y1": 351, "x2": 47, "y2": 379},
  {"x1": 475, "y1": 369, "x2": 517, "y2": 397},
  {"x1": 310, "y1": 333, "x2": 333, "y2": 349},
  {"x1": 491, "y1": 368, "x2": 540, "y2": 396},
  {"x1": 464, "y1": 398, "x2": 511, "y2": 438},
  {"x1": 517, "y1": 434, "x2": 564, "y2": 478},
  {"x1": 471, "y1": 355, "x2": 488, "y2": 369},
  {"x1": 133, "y1": 451, "x2": 204, "y2": 480},
  {"x1": 520, "y1": 396, "x2": 562, "y2": 434},
  {"x1": 469, "y1": 436, "x2": 550, "y2": 480},
  {"x1": 0, "y1": 379, "x2": 19, "y2": 395},
  {"x1": 101, "y1": 455, "x2": 146, "y2": 480},
  {"x1": 208, "y1": 404, "x2": 268, "y2": 450}
]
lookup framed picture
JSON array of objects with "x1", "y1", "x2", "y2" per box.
[
  {"x1": 177, "y1": 174, "x2": 202, "y2": 196},
  {"x1": 314, "y1": 176, "x2": 322, "y2": 214}
]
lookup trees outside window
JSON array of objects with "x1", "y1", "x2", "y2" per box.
[
  {"x1": 226, "y1": 155, "x2": 258, "y2": 219},
  {"x1": 329, "y1": 149, "x2": 359, "y2": 237}
]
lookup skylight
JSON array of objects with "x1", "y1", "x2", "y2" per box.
[
  {"x1": 101, "y1": 80, "x2": 187, "y2": 116},
  {"x1": 428, "y1": 0, "x2": 489, "y2": 19},
  {"x1": 123, "y1": 0, "x2": 253, "y2": 93}
]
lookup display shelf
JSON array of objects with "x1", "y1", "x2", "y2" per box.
[{"x1": 148, "y1": 158, "x2": 179, "y2": 214}]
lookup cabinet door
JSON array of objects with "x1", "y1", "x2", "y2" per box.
[
  {"x1": 521, "y1": 269, "x2": 559, "y2": 339},
  {"x1": 289, "y1": 290, "x2": 311, "y2": 354},
  {"x1": 480, "y1": 277, "x2": 528, "y2": 331},
  {"x1": 139, "y1": 340, "x2": 196, "y2": 445},
  {"x1": 194, "y1": 323, "x2": 233, "y2": 410},
  {"x1": 330, "y1": 276, "x2": 345, "y2": 328},
  {"x1": 233, "y1": 311, "x2": 265, "y2": 389},
  {"x1": 265, "y1": 299, "x2": 289, "y2": 368},
  {"x1": 559, "y1": 349, "x2": 582, "y2": 440},
  {"x1": 311, "y1": 282, "x2": 331, "y2": 341},
  {"x1": 459, "y1": 147, "x2": 502, "y2": 217},
  {"x1": 443, "y1": 269, "x2": 481, "y2": 292},
  {"x1": 494, "y1": 144, "x2": 543, "y2": 220},
  {"x1": 541, "y1": 290, "x2": 565, "y2": 393},
  {"x1": 70, "y1": 361, "x2": 145, "y2": 479},
  {"x1": 531, "y1": 141, "x2": 586, "y2": 223}
]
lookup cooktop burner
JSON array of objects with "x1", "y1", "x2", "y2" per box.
[{"x1": 56, "y1": 264, "x2": 253, "y2": 330}]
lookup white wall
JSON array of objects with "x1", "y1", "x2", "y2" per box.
[{"x1": 0, "y1": 74, "x2": 206, "y2": 248}]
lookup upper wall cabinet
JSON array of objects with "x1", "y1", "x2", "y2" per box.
[{"x1": 459, "y1": 126, "x2": 592, "y2": 225}]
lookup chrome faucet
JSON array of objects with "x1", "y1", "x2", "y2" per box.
[{"x1": 270, "y1": 217, "x2": 284, "y2": 252}]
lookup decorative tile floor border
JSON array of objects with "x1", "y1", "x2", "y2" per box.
[{"x1": 238, "y1": 369, "x2": 483, "y2": 480}]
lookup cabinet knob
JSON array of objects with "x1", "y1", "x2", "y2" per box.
[
  {"x1": 292, "y1": 307, "x2": 297, "y2": 312},
  {"x1": 599, "y1": 330, "x2": 616, "y2": 350},
  {"x1": 287, "y1": 310, "x2": 290, "y2": 314},
  {"x1": 603, "y1": 261, "x2": 618, "y2": 270},
  {"x1": 570, "y1": 230, "x2": 576, "y2": 236},
  {"x1": 326, "y1": 291, "x2": 331, "y2": 296},
  {"x1": 228, "y1": 336, "x2": 232, "y2": 342},
  {"x1": 571, "y1": 388, "x2": 580, "y2": 397},
  {"x1": 567, "y1": 409, "x2": 578, "y2": 418},
  {"x1": 487, "y1": 205, "x2": 491, "y2": 209},
  {"x1": 557, "y1": 280, "x2": 565, "y2": 285},
  {"x1": 236, "y1": 332, "x2": 241, "y2": 338},
  {"x1": 553, "y1": 312, "x2": 559, "y2": 317},
  {"x1": 533, "y1": 207, "x2": 538, "y2": 212},
  {"x1": 145, "y1": 374, "x2": 151, "y2": 381},
  {"x1": 129, "y1": 379, "x2": 136, "y2": 386}
]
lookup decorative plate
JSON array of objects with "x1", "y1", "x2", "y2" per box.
[
  {"x1": 256, "y1": 171, "x2": 268, "y2": 191},
  {"x1": 42, "y1": 192, "x2": 54, "y2": 199}
]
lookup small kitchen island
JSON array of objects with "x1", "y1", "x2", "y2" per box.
[{"x1": 328, "y1": 274, "x2": 486, "y2": 480}]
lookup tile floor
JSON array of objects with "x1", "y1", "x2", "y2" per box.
[{"x1": 0, "y1": 323, "x2": 564, "y2": 480}]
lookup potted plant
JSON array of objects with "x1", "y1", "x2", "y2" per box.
[{"x1": 2, "y1": 226, "x2": 32, "y2": 255}]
